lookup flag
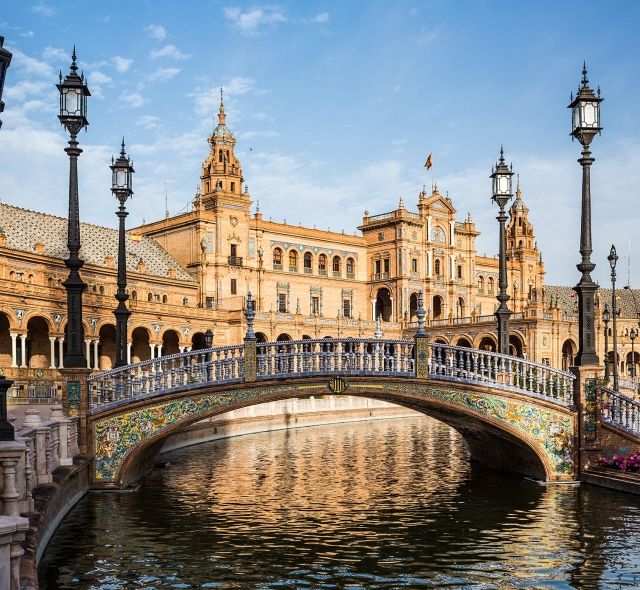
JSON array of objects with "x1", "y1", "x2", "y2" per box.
[
  {"x1": 130, "y1": 233, "x2": 142, "y2": 244},
  {"x1": 424, "y1": 153, "x2": 433, "y2": 170}
]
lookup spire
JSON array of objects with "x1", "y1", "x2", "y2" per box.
[
  {"x1": 581, "y1": 61, "x2": 589, "y2": 89},
  {"x1": 515, "y1": 173, "x2": 521, "y2": 200},
  {"x1": 218, "y1": 86, "x2": 226, "y2": 125},
  {"x1": 120, "y1": 137, "x2": 126, "y2": 157},
  {"x1": 398, "y1": 196, "x2": 405, "y2": 209},
  {"x1": 70, "y1": 45, "x2": 78, "y2": 74}
]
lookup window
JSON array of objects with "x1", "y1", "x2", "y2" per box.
[
  {"x1": 375, "y1": 260, "x2": 381, "y2": 274},
  {"x1": 231, "y1": 279, "x2": 237, "y2": 295},
  {"x1": 332, "y1": 256, "x2": 341, "y2": 275},
  {"x1": 435, "y1": 259, "x2": 441, "y2": 276},
  {"x1": 230, "y1": 181, "x2": 235, "y2": 192},
  {"x1": 148, "y1": 292, "x2": 153, "y2": 302},
  {"x1": 478, "y1": 276, "x2": 484, "y2": 292},
  {"x1": 278, "y1": 293, "x2": 287, "y2": 313},
  {"x1": 162, "y1": 294, "x2": 168, "y2": 303},
  {"x1": 219, "y1": 150, "x2": 223, "y2": 163},
  {"x1": 99, "y1": 285, "x2": 105, "y2": 295},
  {"x1": 457, "y1": 265, "x2": 463, "y2": 279},
  {"x1": 131, "y1": 290, "x2": 137, "y2": 300},
  {"x1": 488, "y1": 277, "x2": 495, "y2": 294},
  {"x1": 346, "y1": 257, "x2": 355, "y2": 278},
  {"x1": 383, "y1": 258, "x2": 390, "y2": 274},
  {"x1": 311, "y1": 296, "x2": 320, "y2": 316},
  {"x1": 319, "y1": 254, "x2": 327, "y2": 275},
  {"x1": 289, "y1": 250, "x2": 298, "y2": 272},
  {"x1": 343, "y1": 299, "x2": 352, "y2": 319},
  {"x1": 206, "y1": 296, "x2": 215, "y2": 308},
  {"x1": 273, "y1": 248, "x2": 283, "y2": 270},
  {"x1": 183, "y1": 296, "x2": 189, "y2": 306},
  {"x1": 304, "y1": 252, "x2": 313, "y2": 273},
  {"x1": 412, "y1": 258, "x2": 418, "y2": 273},
  {"x1": 231, "y1": 244, "x2": 237, "y2": 257}
]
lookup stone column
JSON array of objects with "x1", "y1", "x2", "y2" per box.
[
  {"x1": 0, "y1": 458, "x2": 19, "y2": 516},
  {"x1": 571, "y1": 364, "x2": 601, "y2": 480},
  {"x1": 371, "y1": 299, "x2": 376, "y2": 321},
  {"x1": 127, "y1": 341, "x2": 132, "y2": 364},
  {"x1": 9, "y1": 334, "x2": 17, "y2": 369},
  {"x1": 84, "y1": 339, "x2": 91, "y2": 369},
  {"x1": 57, "y1": 337, "x2": 64, "y2": 369},
  {"x1": 49, "y1": 337, "x2": 57, "y2": 369},
  {"x1": 150, "y1": 344, "x2": 155, "y2": 360},
  {"x1": 92, "y1": 340, "x2": 99, "y2": 371},
  {"x1": 0, "y1": 516, "x2": 29, "y2": 590},
  {"x1": 156, "y1": 344, "x2": 163, "y2": 358},
  {"x1": 50, "y1": 404, "x2": 72, "y2": 466},
  {"x1": 19, "y1": 335, "x2": 26, "y2": 369}
]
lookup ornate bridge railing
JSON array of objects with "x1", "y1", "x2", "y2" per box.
[
  {"x1": 429, "y1": 344, "x2": 574, "y2": 406},
  {"x1": 600, "y1": 386, "x2": 640, "y2": 434},
  {"x1": 86, "y1": 339, "x2": 575, "y2": 411},
  {"x1": 257, "y1": 338, "x2": 415, "y2": 379}
]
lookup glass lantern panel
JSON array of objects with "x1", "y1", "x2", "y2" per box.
[
  {"x1": 583, "y1": 102, "x2": 596, "y2": 126},
  {"x1": 498, "y1": 176, "x2": 509, "y2": 194},
  {"x1": 63, "y1": 89, "x2": 81, "y2": 115},
  {"x1": 116, "y1": 170, "x2": 126, "y2": 187},
  {"x1": 572, "y1": 105, "x2": 580, "y2": 132}
]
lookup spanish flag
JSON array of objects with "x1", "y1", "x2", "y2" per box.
[
  {"x1": 130, "y1": 233, "x2": 142, "y2": 244},
  {"x1": 424, "y1": 153, "x2": 433, "y2": 170}
]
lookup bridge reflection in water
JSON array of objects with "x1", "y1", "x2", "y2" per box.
[{"x1": 38, "y1": 417, "x2": 640, "y2": 589}]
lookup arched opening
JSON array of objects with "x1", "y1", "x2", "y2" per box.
[
  {"x1": 375, "y1": 288, "x2": 392, "y2": 322},
  {"x1": 346, "y1": 257, "x2": 355, "y2": 277},
  {"x1": 162, "y1": 330, "x2": 180, "y2": 356},
  {"x1": 272, "y1": 248, "x2": 283, "y2": 269},
  {"x1": 433, "y1": 295, "x2": 444, "y2": 320},
  {"x1": 409, "y1": 293, "x2": 419, "y2": 322},
  {"x1": 477, "y1": 276, "x2": 484, "y2": 293},
  {"x1": 478, "y1": 336, "x2": 497, "y2": 352},
  {"x1": 131, "y1": 327, "x2": 151, "y2": 363},
  {"x1": 455, "y1": 337, "x2": 472, "y2": 348},
  {"x1": 561, "y1": 339, "x2": 576, "y2": 371},
  {"x1": 488, "y1": 277, "x2": 495, "y2": 295},
  {"x1": 434, "y1": 259, "x2": 441, "y2": 277},
  {"x1": 332, "y1": 256, "x2": 341, "y2": 276},
  {"x1": 98, "y1": 324, "x2": 116, "y2": 370},
  {"x1": 509, "y1": 335, "x2": 525, "y2": 359},
  {"x1": 318, "y1": 254, "x2": 327, "y2": 274},
  {"x1": 26, "y1": 316, "x2": 50, "y2": 369},
  {"x1": 626, "y1": 351, "x2": 640, "y2": 378},
  {"x1": 301, "y1": 334, "x2": 312, "y2": 340},
  {"x1": 432, "y1": 337, "x2": 448, "y2": 345},
  {"x1": 255, "y1": 332, "x2": 268, "y2": 343},
  {"x1": 457, "y1": 297, "x2": 465, "y2": 318},
  {"x1": 276, "y1": 333, "x2": 292, "y2": 342},
  {"x1": 191, "y1": 332, "x2": 207, "y2": 351},
  {"x1": 288, "y1": 250, "x2": 298, "y2": 272},
  {"x1": 0, "y1": 313, "x2": 12, "y2": 368},
  {"x1": 303, "y1": 252, "x2": 313, "y2": 273}
]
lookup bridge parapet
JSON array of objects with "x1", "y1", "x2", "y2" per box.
[
  {"x1": 601, "y1": 386, "x2": 640, "y2": 434},
  {"x1": 87, "y1": 339, "x2": 575, "y2": 412}
]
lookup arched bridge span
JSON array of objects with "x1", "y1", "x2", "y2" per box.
[{"x1": 86, "y1": 338, "x2": 577, "y2": 488}]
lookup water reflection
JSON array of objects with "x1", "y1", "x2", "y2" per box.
[{"x1": 39, "y1": 417, "x2": 640, "y2": 589}]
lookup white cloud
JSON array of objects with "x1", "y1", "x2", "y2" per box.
[
  {"x1": 188, "y1": 77, "x2": 257, "y2": 117},
  {"x1": 4, "y1": 80, "x2": 48, "y2": 102},
  {"x1": 42, "y1": 46, "x2": 67, "y2": 62},
  {"x1": 10, "y1": 49, "x2": 53, "y2": 78},
  {"x1": 113, "y1": 56, "x2": 133, "y2": 73},
  {"x1": 135, "y1": 115, "x2": 160, "y2": 129},
  {"x1": 120, "y1": 92, "x2": 147, "y2": 108},
  {"x1": 145, "y1": 24, "x2": 167, "y2": 41},
  {"x1": 149, "y1": 45, "x2": 190, "y2": 61},
  {"x1": 88, "y1": 71, "x2": 113, "y2": 98},
  {"x1": 240, "y1": 130, "x2": 279, "y2": 140},
  {"x1": 31, "y1": 2, "x2": 55, "y2": 17},
  {"x1": 311, "y1": 12, "x2": 329, "y2": 23},
  {"x1": 223, "y1": 6, "x2": 287, "y2": 36},
  {"x1": 149, "y1": 67, "x2": 181, "y2": 83},
  {"x1": 20, "y1": 31, "x2": 35, "y2": 38}
]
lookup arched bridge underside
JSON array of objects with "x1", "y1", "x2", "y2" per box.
[{"x1": 89, "y1": 377, "x2": 576, "y2": 488}]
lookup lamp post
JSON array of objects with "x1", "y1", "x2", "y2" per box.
[
  {"x1": 609, "y1": 245, "x2": 619, "y2": 391},
  {"x1": 111, "y1": 139, "x2": 135, "y2": 368},
  {"x1": 0, "y1": 36, "x2": 13, "y2": 130},
  {"x1": 490, "y1": 147, "x2": 514, "y2": 355},
  {"x1": 568, "y1": 63, "x2": 603, "y2": 366},
  {"x1": 57, "y1": 48, "x2": 91, "y2": 368},
  {"x1": 631, "y1": 328, "x2": 637, "y2": 379},
  {"x1": 603, "y1": 304, "x2": 610, "y2": 382}
]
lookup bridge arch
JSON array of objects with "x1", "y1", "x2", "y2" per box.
[{"x1": 90, "y1": 377, "x2": 575, "y2": 489}]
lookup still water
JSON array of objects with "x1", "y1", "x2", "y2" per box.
[{"x1": 39, "y1": 416, "x2": 640, "y2": 589}]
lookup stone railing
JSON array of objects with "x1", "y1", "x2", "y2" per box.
[
  {"x1": 600, "y1": 386, "x2": 640, "y2": 434},
  {"x1": 88, "y1": 338, "x2": 576, "y2": 412},
  {"x1": 256, "y1": 338, "x2": 415, "y2": 379}
]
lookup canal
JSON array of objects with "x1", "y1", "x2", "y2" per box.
[{"x1": 39, "y1": 416, "x2": 640, "y2": 589}]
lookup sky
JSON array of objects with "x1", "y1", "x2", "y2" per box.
[{"x1": 1, "y1": 0, "x2": 640, "y2": 287}]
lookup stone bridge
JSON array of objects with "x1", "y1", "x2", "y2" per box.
[{"x1": 85, "y1": 336, "x2": 579, "y2": 488}]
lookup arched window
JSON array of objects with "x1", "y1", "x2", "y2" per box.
[
  {"x1": 131, "y1": 290, "x2": 137, "y2": 300},
  {"x1": 148, "y1": 292, "x2": 153, "y2": 302},
  {"x1": 318, "y1": 254, "x2": 327, "y2": 275},
  {"x1": 332, "y1": 256, "x2": 341, "y2": 275},
  {"x1": 219, "y1": 150, "x2": 223, "y2": 163},
  {"x1": 99, "y1": 285, "x2": 105, "y2": 295},
  {"x1": 183, "y1": 296, "x2": 189, "y2": 306},
  {"x1": 47, "y1": 277, "x2": 54, "y2": 287},
  {"x1": 304, "y1": 252, "x2": 313, "y2": 273},
  {"x1": 434, "y1": 259, "x2": 441, "y2": 276},
  {"x1": 478, "y1": 276, "x2": 484, "y2": 292},
  {"x1": 273, "y1": 248, "x2": 283, "y2": 269},
  {"x1": 346, "y1": 257, "x2": 355, "y2": 277},
  {"x1": 288, "y1": 250, "x2": 298, "y2": 271},
  {"x1": 162, "y1": 295, "x2": 168, "y2": 304},
  {"x1": 488, "y1": 277, "x2": 495, "y2": 294}
]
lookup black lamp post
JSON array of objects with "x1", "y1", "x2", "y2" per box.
[
  {"x1": 111, "y1": 139, "x2": 134, "y2": 368},
  {"x1": 609, "y1": 245, "x2": 619, "y2": 391},
  {"x1": 569, "y1": 63, "x2": 603, "y2": 366},
  {"x1": 603, "y1": 304, "x2": 611, "y2": 382},
  {"x1": 490, "y1": 147, "x2": 514, "y2": 355},
  {"x1": 631, "y1": 328, "x2": 637, "y2": 379},
  {"x1": 0, "y1": 36, "x2": 13, "y2": 130},
  {"x1": 57, "y1": 48, "x2": 91, "y2": 368}
]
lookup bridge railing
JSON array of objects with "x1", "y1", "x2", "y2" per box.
[
  {"x1": 600, "y1": 386, "x2": 640, "y2": 434},
  {"x1": 87, "y1": 344, "x2": 245, "y2": 408},
  {"x1": 429, "y1": 343, "x2": 575, "y2": 406},
  {"x1": 256, "y1": 338, "x2": 415, "y2": 379}
]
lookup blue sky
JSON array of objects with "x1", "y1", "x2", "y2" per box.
[{"x1": 2, "y1": 1, "x2": 640, "y2": 287}]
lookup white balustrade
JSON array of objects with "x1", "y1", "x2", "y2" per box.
[{"x1": 600, "y1": 387, "x2": 640, "y2": 434}]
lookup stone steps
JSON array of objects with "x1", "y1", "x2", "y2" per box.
[{"x1": 583, "y1": 466, "x2": 640, "y2": 495}]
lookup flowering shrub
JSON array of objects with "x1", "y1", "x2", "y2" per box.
[
  {"x1": 599, "y1": 452, "x2": 640, "y2": 471},
  {"x1": 626, "y1": 452, "x2": 640, "y2": 472}
]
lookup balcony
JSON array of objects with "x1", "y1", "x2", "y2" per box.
[
  {"x1": 228, "y1": 256, "x2": 243, "y2": 267},
  {"x1": 304, "y1": 267, "x2": 313, "y2": 274},
  {"x1": 373, "y1": 272, "x2": 391, "y2": 281},
  {"x1": 273, "y1": 263, "x2": 283, "y2": 271},
  {"x1": 289, "y1": 266, "x2": 298, "y2": 273},
  {"x1": 318, "y1": 269, "x2": 327, "y2": 276}
]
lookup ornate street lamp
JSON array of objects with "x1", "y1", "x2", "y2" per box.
[
  {"x1": 0, "y1": 36, "x2": 13, "y2": 130},
  {"x1": 608, "y1": 245, "x2": 619, "y2": 391},
  {"x1": 602, "y1": 304, "x2": 610, "y2": 382},
  {"x1": 490, "y1": 147, "x2": 514, "y2": 355},
  {"x1": 568, "y1": 63, "x2": 603, "y2": 366},
  {"x1": 57, "y1": 47, "x2": 91, "y2": 368},
  {"x1": 111, "y1": 139, "x2": 134, "y2": 368},
  {"x1": 631, "y1": 328, "x2": 637, "y2": 379}
]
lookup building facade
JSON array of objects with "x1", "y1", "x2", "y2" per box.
[{"x1": 0, "y1": 98, "x2": 635, "y2": 401}]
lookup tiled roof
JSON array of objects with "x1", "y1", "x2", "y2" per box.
[
  {"x1": 545, "y1": 284, "x2": 640, "y2": 319},
  {"x1": 0, "y1": 203, "x2": 194, "y2": 282}
]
